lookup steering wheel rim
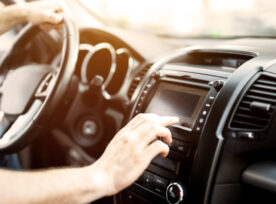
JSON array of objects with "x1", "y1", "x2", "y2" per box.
[{"x1": 0, "y1": 16, "x2": 79, "y2": 154}]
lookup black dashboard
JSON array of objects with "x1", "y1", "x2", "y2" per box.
[
  {"x1": 19, "y1": 26, "x2": 276, "y2": 204},
  {"x1": 67, "y1": 28, "x2": 276, "y2": 204},
  {"x1": 1, "y1": 1, "x2": 276, "y2": 203}
]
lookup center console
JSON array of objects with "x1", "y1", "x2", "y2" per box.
[{"x1": 117, "y1": 62, "x2": 228, "y2": 204}]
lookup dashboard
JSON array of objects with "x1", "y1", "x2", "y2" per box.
[
  {"x1": 14, "y1": 25, "x2": 276, "y2": 204},
  {"x1": 65, "y1": 28, "x2": 276, "y2": 204},
  {"x1": 59, "y1": 26, "x2": 276, "y2": 204},
  {"x1": 0, "y1": 0, "x2": 276, "y2": 203}
]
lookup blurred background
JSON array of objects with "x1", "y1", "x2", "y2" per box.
[
  {"x1": 1, "y1": 0, "x2": 276, "y2": 42},
  {"x1": 78, "y1": 0, "x2": 276, "y2": 37}
]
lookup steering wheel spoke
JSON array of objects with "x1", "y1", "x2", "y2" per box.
[
  {"x1": 0, "y1": 100, "x2": 42, "y2": 148},
  {"x1": 35, "y1": 72, "x2": 56, "y2": 100}
]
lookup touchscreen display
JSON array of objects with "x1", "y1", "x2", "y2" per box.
[{"x1": 145, "y1": 82, "x2": 208, "y2": 129}]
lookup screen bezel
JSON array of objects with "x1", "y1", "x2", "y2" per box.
[{"x1": 143, "y1": 81, "x2": 209, "y2": 131}]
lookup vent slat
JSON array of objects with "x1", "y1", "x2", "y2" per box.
[
  {"x1": 256, "y1": 79, "x2": 276, "y2": 87},
  {"x1": 128, "y1": 65, "x2": 151, "y2": 99},
  {"x1": 248, "y1": 89, "x2": 276, "y2": 98},
  {"x1": 236, "y1": 107, "x2": 272, "y2": 116},
  {"x1": 234, "y1": 113, "x2": 269, "y2": 122},
  {"x1": 252, "y1": 84, "x2": 276, "y2": 92},
  {"x1": 231, "y1": 119, "x2": 265, "y2": 129},
  {"x1": 244, "y1": 94, "x2": 276, "y2": 104},
  {"x1": 230, "y1": 75, "x2": 276, "y2": 131}
]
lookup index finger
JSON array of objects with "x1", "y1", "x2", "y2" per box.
[
  {"x1": 126, "y1": 114, "x2": 179, "y2": 131},
  {"x1": 157, "y1": 116, "x2": 179, "y2": 127}
]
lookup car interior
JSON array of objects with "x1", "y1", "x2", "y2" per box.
[{"x1": 0, "y1": 0, "x2": 276, "y2": 203}]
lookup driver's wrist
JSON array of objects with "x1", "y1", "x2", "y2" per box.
[{"x1": 83, "y1": 161, "x2": 115, "y2": 199}]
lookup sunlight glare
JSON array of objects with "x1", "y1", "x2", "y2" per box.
[
  {"x1": 82, "y1": 0, "x2": 203, "y2": 34},
  {"x1": 210, "y1": 0, "x2": 255, "y2": 11}
]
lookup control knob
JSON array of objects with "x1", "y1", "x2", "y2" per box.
[
  {"x1": 166, "y1": 182, "x2": 186, "y2": 204},
  {"x1": 209, "y1": 80, "x2": 224, "y2": 91}
]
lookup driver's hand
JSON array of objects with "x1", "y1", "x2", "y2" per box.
[
  {"x1": 92, "y1": 113, "x2": 179, "y2": 196},
  {"x1": 22, "y1": 0, "x2": 63, "y2": 30}
]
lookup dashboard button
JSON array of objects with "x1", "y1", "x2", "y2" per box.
[
  {"x1": 205, "y1": 103, "x2": 211, "y2": 108},
  {"x1": 209, "y1": 96, "x2": 215, "y2": 100},
  {"x1": 195, "y1": 126, "x2": 201, "y2": 133},
  {"x1": 177, "y1": 141, "x2": 190, "y2": 155},
  {"x1": 143, "y1": 171, "x2": 154, "y2": 187},
  {"x1": 199, "y1": 118, "x2": 204, "y2": 124},
  {"x1": 172, "y1": 140, "x2": 190, "y2": 155},
  {"x1": 153, "y1": 175, "x2": 168, "y2": 194},
  {"x1": 209, "y1": 80, "x2": 224, "y2": 91},
  {"x1": 153, "y1": 175, "x2": 169, "y2": 189}
]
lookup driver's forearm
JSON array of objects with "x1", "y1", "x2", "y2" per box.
[
  {"x1": 0, "y1": 4, "x2": 27, "y2": 34},
  {"x1": 0, "y1": 164, "x2": 107, "y2": 204}
]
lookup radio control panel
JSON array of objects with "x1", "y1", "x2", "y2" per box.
[{"x1": 125, "y1": 70, "x2": 225, "y2": 203}]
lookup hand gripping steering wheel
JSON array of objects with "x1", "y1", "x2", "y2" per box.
[{"x1": 0, "y1": 16, "x2": 79, "y2": 154}]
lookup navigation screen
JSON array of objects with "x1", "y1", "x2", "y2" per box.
[{"x1": 145, "y1": 82, "x2": 208, "y2": 130}]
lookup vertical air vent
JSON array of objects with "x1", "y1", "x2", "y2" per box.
[
  {"x1": 230, "y1": 75, "x2": 276, "y2": 131},
  {"x1": 128, "y1": 64, "x2": 151, "y2": 99}
]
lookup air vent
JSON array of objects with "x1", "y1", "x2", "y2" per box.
[
  {"x1": 128, "y1": 64, "x2": 151, "y2": 99},
  {"x1": 230, "y1": 75, "x2": 276, "y2": 131}
]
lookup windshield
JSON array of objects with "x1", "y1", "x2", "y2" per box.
[{"x1": 79, "y1": 0, "x2": 276, "y2": 38}]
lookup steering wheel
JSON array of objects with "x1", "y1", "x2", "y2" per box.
[{"x1": 0, "y1": 16, "x2": 79, "y2": 154}]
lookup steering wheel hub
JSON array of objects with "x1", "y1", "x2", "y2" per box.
[{"x1": 1, "y1": 64, "x2": 54, "y2": 115}]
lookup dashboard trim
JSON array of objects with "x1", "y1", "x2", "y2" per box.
[{"x1": 203, "y1": 66, "x2": 264, "y2": 204}]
